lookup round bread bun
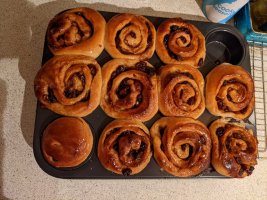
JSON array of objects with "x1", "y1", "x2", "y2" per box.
[{"x1": 42, "y1": 117, "x2": 93, "y2": 168}]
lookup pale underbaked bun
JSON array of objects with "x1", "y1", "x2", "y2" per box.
[
  {"x1": 158, "y1": 64, "x2": 205, "y2": 118},
  {"x1": 98, "y1": 119, "x2": 152, "y2": 176},
  {"x1": 150, "y1": 117, "x2": 211, "y2": 177},
  {"x1": 34, "y1": 55, "x2": 101, "y2": 117},
  {"x1": 42, "y1": 117, "x2": 93, "y2": 168},
  {"x1": 47, "y1": 7, "x2": 106, "y2": 58},
  {"x1": 209, "y1": 118, "x2": 258, "y2": 178},
  {"x1": 156, "y1": 18, "x2": 205, "y2": 67},
  {"x1": 205, "y1": 63, "x2": 255, "y2": 119},
  {"x1": 105, "y1": 13, "x2": 156, "y2": 60},
  {"x1": 100, "y1": 59, "x2": 158, "y2": 122}
]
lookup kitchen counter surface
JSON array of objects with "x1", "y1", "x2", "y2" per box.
[{"x1": 0, "y1": 0, "x2": 267, "y2": 199}]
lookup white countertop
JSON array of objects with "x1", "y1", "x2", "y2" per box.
[{"x1": 1, "y1": 0, "x2": 267, "y2": 199}]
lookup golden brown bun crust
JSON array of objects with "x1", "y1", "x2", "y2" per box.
[
  {"x1": 150, "y1": 117, "x2": 211, "y2": 177},
  {"x1": 47, "y1": 7, "x2": 106, "y2": 58},
  {"x1": 158, "y1": 64, "x2": 205, "y2": 118},
  {"x1": 209, "y1": 118, "x2": 258, "y2": 178},
  {"x1": 100, "y1": 59, "x2": 158, "y2": 122},
  {"x1": 105, "y1": 13, "x2": 156, "y2": 60},
  {"x1": 205, "y1": 63, "x2": 255, "y2": 119},
  {"x1": 156, "y1": 18, "x2": 205, "y2": 67},
  {"x1": 34, "y1": 55, "x2": 102, "y2": 117},
  {"x1": 42, "y1": 117, "x2": 93, "y2": 168},
  {"x1": 97, "y1": 119, "x2": 151, "y2": 176}
]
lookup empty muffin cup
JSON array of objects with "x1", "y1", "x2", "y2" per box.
[{"x1": 205, "y1": 28, "x2": 246, "y2": 69}]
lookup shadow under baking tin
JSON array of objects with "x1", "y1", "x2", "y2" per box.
[{"x1": 33, "y1": 10, "x2": 255, "y2": 179}]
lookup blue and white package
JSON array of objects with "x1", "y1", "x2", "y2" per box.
[{"x1": 202, "y1": 0, "x2": 249, "y2": 23}]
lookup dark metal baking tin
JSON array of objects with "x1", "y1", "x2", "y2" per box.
[{"x1": 33, "y1": 10, "x2": 255, "y2": 179}]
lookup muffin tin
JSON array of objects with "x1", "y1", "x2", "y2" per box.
[{"x1": 33, "y1": 10, "x2": 255, "y2": 178}]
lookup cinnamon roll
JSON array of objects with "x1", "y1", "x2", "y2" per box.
[
  {"x1": 98, "y1": 119, "x2": 151, "y2": 176},
  {"x1": 42, "y1": 117, "x2": 93, "y2": 168},
  {"x1": 150, "y1": 117, "x2": 211, "y2": 177},
  {"x1": 209, "y1": 118, "x2": 258, "y2": 178},
  {"x1": 47, "y1": 7, "x2": 106, "y2": 58},
  {"x1": 34, "y1": 55, "x2": 101, "y2": 117},
  {"x1": 100, "y1": 59, "x2": 158, "y2": 121},
  {"x1": 158, "y1": 64, "x2": 205, "y2": 118},
  {"x1": 206, "y1": 63, "x2": 255, "y2": 119},
  {"x1": 105, "y1": 13, "x2": 156, "y2": 60},
  {"x1": 156, "y1": 18, "x2": 205, "y2": 67}
]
